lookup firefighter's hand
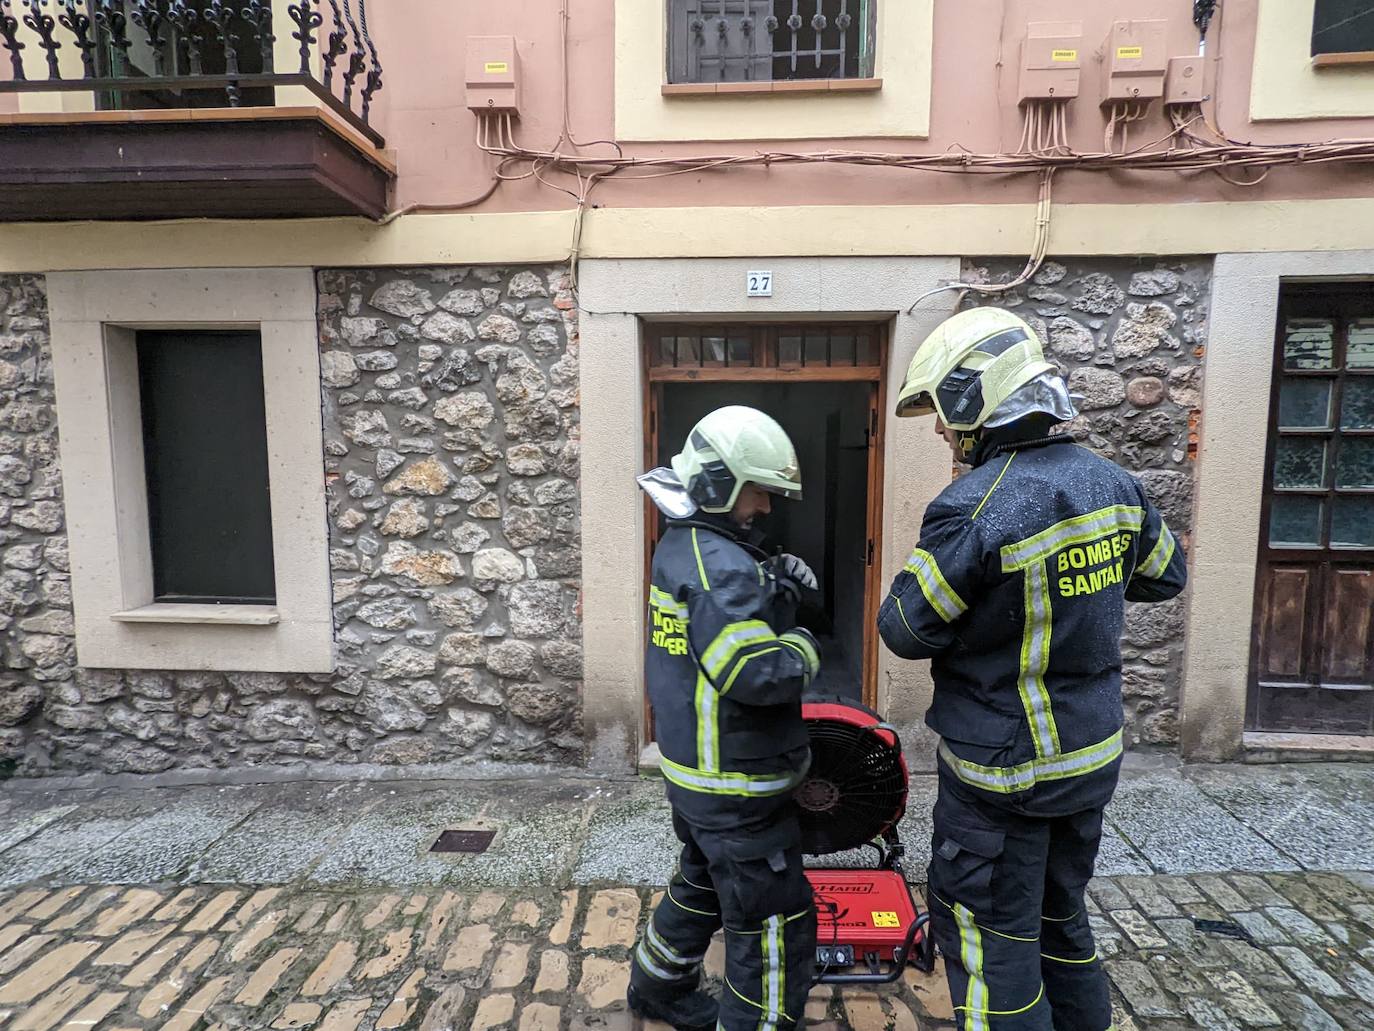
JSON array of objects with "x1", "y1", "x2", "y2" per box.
[{"x1": 772, "y1": 553, "x2": 818, "y2": 605}]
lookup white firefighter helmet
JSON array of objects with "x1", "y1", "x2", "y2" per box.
[
  {"x1": 895, "y1": 308, "x2": 1058, "y2": 439},
  {"x1": 670, "y1": 406, "x2": 802, "y2": 513}
]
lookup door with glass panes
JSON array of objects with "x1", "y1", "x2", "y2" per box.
[{"x1": 1249, "y1": 287, "x2": 1374, "y2": 734}]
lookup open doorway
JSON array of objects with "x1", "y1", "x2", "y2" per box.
[{"x1": 643, "y1": 322, "x2": 887, "y2": 722}]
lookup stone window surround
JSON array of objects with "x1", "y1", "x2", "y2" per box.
[
  {"x1": 45, "y1": 267, "x2": 334, "y2": 673},
  {"x1": 576, "y1": 256, "x2": 957, "y2": 770},
  {"x1": 1184, "y1": 250, "x2": 1374, "y2": 760}
]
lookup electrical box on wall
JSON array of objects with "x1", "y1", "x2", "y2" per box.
[
  {"x1": 1101, "y1": 20, "x2": 1167, "y2": 103},
  {"x1": 1164, "y1": 56, "x2": 1205, "y2": 106},
  {"x1": 466, "y1": 36, "x2": 521, "y2": 115},
  {"x1": 1019, "y1": 21, "x2": 1082, "y2": 102}
]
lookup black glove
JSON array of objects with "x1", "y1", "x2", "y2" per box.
[{"x1": 770, "y1": 552, "x2": 818, "y2": 606}]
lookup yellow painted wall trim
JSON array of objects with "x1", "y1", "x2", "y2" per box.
[
  {"x1": 613, "y1": 0, "x2": 933, "y2": 141},
  {"x1": 1252, "y1": 0, "x2": 1374, "y2": 120},
  {"x1": 14, "y1": 197, "x2": 1374, "y2": 272}
]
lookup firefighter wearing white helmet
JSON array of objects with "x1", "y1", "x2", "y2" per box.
[
  {"x1": 630, "y1": 405, "x2": 820, "y2": 1031},
  {"x1": 880, "y1": 307, "x2": 1187, "y2": 1031}
]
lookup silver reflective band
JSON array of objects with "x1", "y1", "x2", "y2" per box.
[
  {"x1": 1137, "y1": 525, "x2": 1176, "y2": 580},
  {"x1": 904, "y1": 547, "x2": 967, "y2": 623},
  {"x1": 1001, "y1": 505, "x2": 1144, "y2": 572},
  {"x1": 938, "y1": 730, "x2": 1124, "y2": 794},
  {"x1": 660, "y1": 757, "x2": 805, "y2": 797}
]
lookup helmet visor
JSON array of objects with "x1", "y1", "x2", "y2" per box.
[
  {"x1": 895, "y1": 390, "x2": 936, "y2": 418},
  {"x1": 756, "y1": 482, "x2": 803, "y2": 501}
]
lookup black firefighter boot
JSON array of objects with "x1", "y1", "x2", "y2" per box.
[{"x1": 627, "y1": 984, "x2": 719, "y2": 1031}]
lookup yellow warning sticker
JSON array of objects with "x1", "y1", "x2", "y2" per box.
[
  {"x1": 1051, "y1": 49, "x2": 1078, "y2": 62},
  {"x1": 1116, "y1": 46, "x2": 1143, "y2": 59},
  {"x1": 872, "y1": 911, "x2": 901, "y2": 928},
  {"x1": 484, "y1": 62, "x2": 510, "y2": 74}
]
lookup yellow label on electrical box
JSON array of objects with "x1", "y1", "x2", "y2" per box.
[
  {"x1": 1116, "y1": 46, "x2": 1143, "y2": 59},
  {"x1": 872, "y1": 911, "x2": 901, "y2": 928},
  {"x1": 484, "y1": 62, "x2": 509, "y2": 74},
  {"x1": 1051, "y1": 49, "x2": 1078, "y2": 62}
]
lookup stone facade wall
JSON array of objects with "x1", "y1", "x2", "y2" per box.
[
  {"x1": 960, "y1": 258, "x2": 1210, "y2": 749},
  {"x1": 0, "y1": 265, "x2": 582, "y2": 778},
  {"x1": 317, "y1": 266, "x2": 582, "y2": 768}
]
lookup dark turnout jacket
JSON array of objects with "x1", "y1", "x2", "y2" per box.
[
  {"x1": 879, "y1": 439, "x2": 1187, "y2": 813},
  {"x1": 647, "y1": 516, "x2": 819, "y2": 833}
]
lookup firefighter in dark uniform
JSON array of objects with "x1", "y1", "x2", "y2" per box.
[
  {"x1": 628, "y1": 405, "x2": 822, "y2": 1031},
  {"x1": 878, "y1": 308, "x2": 1187, "y2": 1031}
]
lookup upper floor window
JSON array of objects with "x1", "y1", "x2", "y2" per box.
[
  {"x1": 667, "y1": 0, "x2": 877, "y2": 85},
  {"x1": 1312, "y1": 0, "x2": 1374, "y2": 60}
]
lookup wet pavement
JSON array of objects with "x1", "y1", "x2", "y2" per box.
[{"x1": 0, "y1": 758, "x2": 1370, "y2": 1029}]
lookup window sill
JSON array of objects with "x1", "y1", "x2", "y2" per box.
[
  {"x1": 662, "y1": 78, "x2": 882, "y2": 97},
  {"x1": 1244, "y1": 731, "x2": 1374, "y2": 757},
  {"x1": 111, "y1": 603, "x2": 281, "y2": 626},
  {"x1": 1312, "y1": 51, "x2": 1374, "y2": 68}
]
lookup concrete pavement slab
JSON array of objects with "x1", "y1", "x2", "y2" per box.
[
  {"x1": 1186, "y1": 764, "x2": 1374, "y2": 872},
  {"x1": 186, "y1": 781, "x2": 379, "y2": 884},
  {"x1": 1106, "y1": 773, "x2": 1301, "y2": 874},
  {"x1": 0, "y1": 796, "x2": 160, "y2": 887},
  {"x1": 571, "y1": 783, "x2": 675, "y2": 886}
]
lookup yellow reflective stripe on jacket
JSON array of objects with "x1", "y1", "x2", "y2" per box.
[
  {"x1": 903, "y1": 548, "x2": 968, "y2": 623},
  {"x1": 1019, "y1": 562, "x2": 1060, "y2": 757},
  {"x1": 659, "y1": 756, "x2": 806, "y2": 797},
  {"x1": 937, "y1": 729, "x2": 1124, "y2": 795},
  {"x1": 1136, "y1": 525, "x2": 1177, "y2": 580},
  {"x1": 721, "y1": 646, "x2": 779, "y2": 695},
  {"x1": 778, "y1": 632, "x2": 819, "y2": 675},
  {"x1": 691, "y1": 528, "x2": 711, "y2": 591},
  {"x1": 701, "y1": 620, "x2": 775, "y2": 679},
  {"x1": 694, "y1": 673, "x2": 719, "y2": 773},
  {"x1": 1000, "y1": 505, "x2": 1144, "y2": 572},
  {"x1": 649, "y1": 586, "x2": 688, "y2": 618}
]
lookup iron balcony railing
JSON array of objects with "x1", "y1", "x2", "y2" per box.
[{"x1": 0, "y1": 0, "x2": 383, "y2": 146}]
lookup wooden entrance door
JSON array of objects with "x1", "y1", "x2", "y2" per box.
[
  {"x1": 1249, "y1": 287, "x2": 1374, "y2": 734},
  {"x1": 642, "y1": 323, "x2": 888, "y2": 739}
]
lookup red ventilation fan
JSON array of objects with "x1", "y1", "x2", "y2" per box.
[{"x1": 799, "y1": 696, "x2": 934, "y2": 983}]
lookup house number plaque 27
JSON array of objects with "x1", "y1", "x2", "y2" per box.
[{"x1": 746, "y1": 271, "x2": 773, "y2": 297}]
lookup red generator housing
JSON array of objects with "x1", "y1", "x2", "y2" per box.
[{"x1": 798, "y1": 697, "x2": 934, "y2": 983}]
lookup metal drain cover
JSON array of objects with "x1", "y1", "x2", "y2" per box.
[{"x1": 430, "y1": 829, "x2": 496, "y2": 854}]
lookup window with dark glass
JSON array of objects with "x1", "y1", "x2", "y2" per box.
[
  {"x1": 1311, "y1": 0, "x2": 1374, "y2": 58},
  {"x1": 667, "y1": 1, "x2": 876, "y2": 84},
  {"x1": 136, "y1": 330, "x2": 276, "y2": 604}
]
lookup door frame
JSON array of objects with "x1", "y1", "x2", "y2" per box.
[{"x1": 641, "y1": 321, "x2": 889, "y2": 740}]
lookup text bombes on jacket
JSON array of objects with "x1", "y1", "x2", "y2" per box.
[
  {"x1": 651, "y1": 606, "x2": 689, "y2": 656},
  {"x1": 1056, "y1": 532, "x2": 1134, "y2": 599}
]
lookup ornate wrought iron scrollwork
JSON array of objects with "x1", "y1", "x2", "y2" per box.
[
  {"x1": 763, "y1": 14, "x2": 778, "y2": 33},
  {"x1": 94, "y1": 0, "x2": 133, "y2": 77},
  {"x1": 321, "y1": 0, "x2": 347, "y2": 89},
  {"x1": 165, "y1": 0, "x2": 202, "y2": 75},
  {"x1": 287, "y1": 0, "x2": 321, "y2": 75},
  {"x1": 358, "y1": 0, "x2": 381, "y2": 122},
  {"x1": 22, "y1": 0, "x2": 61, "y2": 80},
  {"x1": 786, "y1": 13, "x2": 802, "y2": 31},
  {"x1": 58, "y1": 0, "x2": 96, "y2": 79},
  {"x1": 241, "y1": 0, "x2": 273, "y2": 72},
  {"x1": 1, "y1": 1, "x2": 27, "y2": 80},
  {"x1": 835, "y1": 12, "x2": 852, "y2": 30},
  {"x1": 340, "y1": 0, "x2": 364, "y2": 109},
  {"x1": 202, "y1": 0, "x2": 241, "y2": 106},
  {"x1": 811, "y1": 13, "x2": 826, "y2": 31},
  {"x1": 130, "y1": 0, "x2": 170, "y2": 77}
]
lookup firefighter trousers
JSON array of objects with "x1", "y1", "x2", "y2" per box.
[
  {"x1": 927, "y1": 770, "x2": 1114, "y2": 1031},
  {"x1": 630, "y1": 808, "x2": 817, "y2": 1031}
]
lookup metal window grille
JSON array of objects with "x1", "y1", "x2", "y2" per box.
[
  {"x1": 648, "y1": 324, "x2": 881, "y2": 371},
  {"x1": 1311, "y1": 0, "x2": 1374, "y2": 57},
  {"x1": 667, "y1": 0, "x2": 876, "y2": 84}
]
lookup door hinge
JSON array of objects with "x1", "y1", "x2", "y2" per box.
[
  {"x1": 866, "y1": 407, "x2": 879, "y2": 448},
  {"x1": 866, "y1": 538, "x2": 875, "y2": 567}
]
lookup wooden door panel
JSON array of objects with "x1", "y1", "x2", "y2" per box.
[
  {"x1": 1256, "y1": 685, "x2": 1374, "y2": 735},
  {"x1": 1257, "y1": 566, "x2": 1312, "y2": 682},
  {"x1": 1321, "y1": 567, "x2": 1374, "y2": 683}
]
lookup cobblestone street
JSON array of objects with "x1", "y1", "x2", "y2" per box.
[{"x1": 0, "y1": 760, "x2": 1371, "y2": 1029}]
